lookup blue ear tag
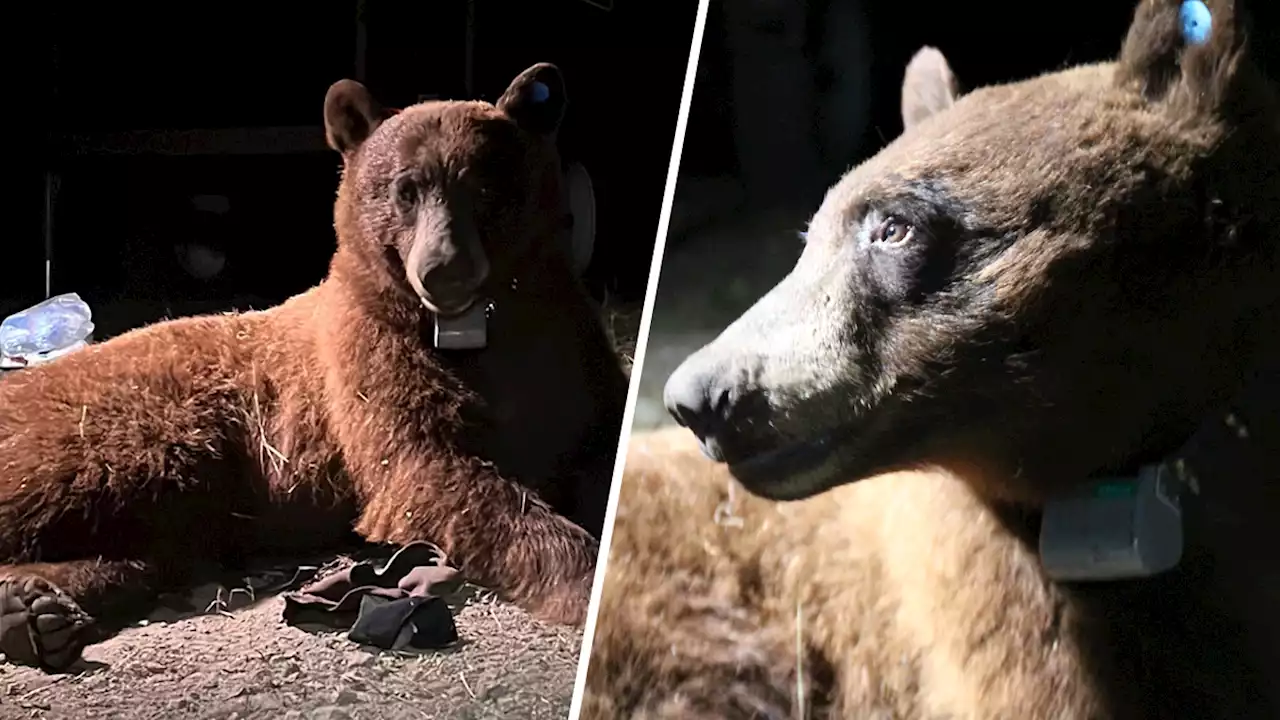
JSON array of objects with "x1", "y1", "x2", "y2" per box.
[
  {"x1": 1179, "y1": 0, "x2": 1212, "y2": 46},
  {"x1": 529, "y1": 81, "x2": 551, "y2": 104}
]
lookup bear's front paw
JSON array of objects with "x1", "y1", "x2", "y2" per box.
[{"x1": 0, "y1": 575, "x2": 95, "y2": 672}]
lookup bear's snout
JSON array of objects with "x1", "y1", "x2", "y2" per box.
[
  {"x1": 404, "y1": 211, "x2": 491, "y2": 317},
  {"x1": 664, "y1": 356, "x2": 780, "y2": 467},
  {"x1": 663, "y1": 360, "x2": 729, "y2": 454},
  {"x1": 421, "y1": 258, "x2": 486, "y2": 303},
  {"x1": 664, "y1": 356, "x2": 844, "y2": 500}
]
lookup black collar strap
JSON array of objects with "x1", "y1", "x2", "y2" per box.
[{"x1": 1008, "y1": 355, "x2": 1279, "y2": 584}]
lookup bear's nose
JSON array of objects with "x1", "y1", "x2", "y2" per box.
[
  {"x1": 665, "y1": 357, "x2": 784, "y2": 466},
  {"x1": 422, "y1": 262, "x2": 477, "y2": 294},
  {"x1": 663, "y1": 361, "x2": 730, "y2": 439}
]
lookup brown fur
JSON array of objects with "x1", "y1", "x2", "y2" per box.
[
  {"x1": 583, "y1": 1, "x2": 1280, "y2": 717},
  {"x1": 0, "y1": 64, "x2": 627, "y2": 657},
  {"x1": 584, "y1": 429, "x2": 1113, "y2": 719}
]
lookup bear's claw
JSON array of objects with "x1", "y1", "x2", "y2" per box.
[{"x1": 0, "y1": 575, "x2": 95, "y2": 672}]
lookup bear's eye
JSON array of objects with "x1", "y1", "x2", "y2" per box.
[
  {"x1": 393, "y1": 176, "x2": 420, "y2": 213},
  {"x1": 870, "y1": 215, "x2": 914, "y2": 247}
]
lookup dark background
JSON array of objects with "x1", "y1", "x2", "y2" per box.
[
  {"x1": 675, "y1": 0, "x2": 1279, "y2": 236},
  {"x1": 8, "y1": 1, "x2": 1276, "y2": 338},
  {"x1": 10, "y1": 0, "x2": 698, "y2": 338}
]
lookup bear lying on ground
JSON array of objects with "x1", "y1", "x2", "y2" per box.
[
  {"x1": 0, "y1": 63, "x2": 628, "y2": 672},
  {"x1": 581, "y1": 1, "x2": 1280, "y2": 718}
]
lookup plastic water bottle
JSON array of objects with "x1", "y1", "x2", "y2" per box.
[{"x1": 0, "y1": 293, "x2": 96, "y2": 359}]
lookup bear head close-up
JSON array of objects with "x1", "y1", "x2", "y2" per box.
[
  {"x1": 322, "y1": 63, "x2": 570, "y2": 322},
  {"x1": 665, "y1": 0, "x2": 1280, "y2": 505}
]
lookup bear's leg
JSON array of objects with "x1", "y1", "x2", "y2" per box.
[
  {"x1": 0, "y1": 559, "x2": 157, "y2": 671},
  {"x1": 355, "y1": 459, "x2": 600, "y2": 626},
  {"x1": 559, "y1": 427, "x2": 621, "y2": 540}
]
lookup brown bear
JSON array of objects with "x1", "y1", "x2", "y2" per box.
[
  {"x1": 581, "y1": 1, "x2": 1280, "y2": 718},
  {"x1": 0, "y1": 63, "x2": 628, "y2": 672}
]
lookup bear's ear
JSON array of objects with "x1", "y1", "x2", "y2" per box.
[
  {"x1": 497, "y1": 63, "x2": 567, "y2": 137},
  {"x1": 901, "y1": 47, "x2": 963, "y2": 131},
  {"x1": 324, "y1": 79, "x2": 388, "y2": 156},
  {"x1": 1115, "y1": 0, "x2": 1251, "y2": 113}
]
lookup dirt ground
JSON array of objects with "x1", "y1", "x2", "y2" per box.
[
  {"x1": 1, "y1": 579, "x2": 582, "y2": 720},
  {"x1": 0, "y1": 300, "x2": 643, "y2": 720}
]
